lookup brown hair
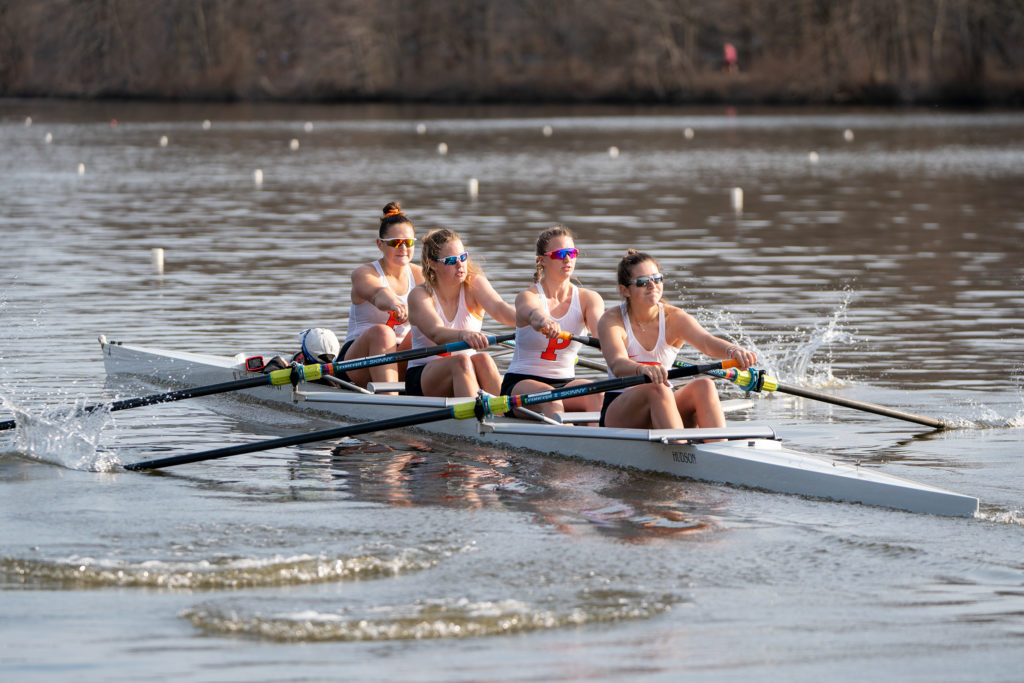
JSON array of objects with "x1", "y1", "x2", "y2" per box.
[
  {"x1": 533, "y1": 224, "x2": 575, "y2": 283},
  {"x1": 420, "y1": 227, "x2": 481, "y2": 294},
  {"x1": 616, "y1": 249, "x2": 659, "y2": 287},
  {"x1": 379, "y1": 201, "x2": 414, "y2": 238}
]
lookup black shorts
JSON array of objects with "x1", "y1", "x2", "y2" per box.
[
  {"x1": 499, "y1": 372, "x2": 572, "y2": 397},
  {"x1": 404, "y1": 364, "x2": 426, "y2": 396},
  {"x1": 598, "y1": 391, "x2": 623, "y2": 427}
]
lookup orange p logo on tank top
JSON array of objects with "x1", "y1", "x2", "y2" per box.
[{"x1": 540, "y1": 336, "x2": 571, "y2": 361}]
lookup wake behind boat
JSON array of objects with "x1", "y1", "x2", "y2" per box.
[{"x1": 98, "y1": 336, "x2": 979, "y2": 518}]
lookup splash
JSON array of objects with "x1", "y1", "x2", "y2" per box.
[
  {"x1": 182, "y1": 589, "x2": 679, "y2": 642},
  {"x1": 699, "y1": 288, "x2": 857, "y2": 389},
  {"x1": 1, "y1": 396, "x2": 119, "y2": 472},
  {"x1": 0, "y1": 545, "x2": 451, "y2": 590},
  {"x1": 975, "y1": 508, "x2": 1024, "y2": 526}
]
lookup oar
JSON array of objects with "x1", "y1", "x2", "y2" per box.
[
  {"x1": 123, "y1": 358, "x2": 739, "y2": 470},
  {"x1": 552, "y1": 334, "x2": 948, "y2": 430},
  {"x1": 676, "y1": 363, "x2": 949, "y2": 430},
  {"x1": 0, "y1": 334, "x2": 515, "y2": 432}
]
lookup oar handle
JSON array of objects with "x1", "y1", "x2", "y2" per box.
[{"x1": 555, "y1": 331, "x2": 602, "y2": 349}]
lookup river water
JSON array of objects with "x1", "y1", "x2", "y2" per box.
[{"x1": 2, "y1": 100, "x2": 1023, "y2": 681}]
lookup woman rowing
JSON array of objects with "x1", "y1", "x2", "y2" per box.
[
  {"x1": 339, "y1": 202, "x2": 424, "y2": 387},
  {"x1": 597, "y1": 249, "x2": 757, "y2": 429},
  {"x1": 500, "y1": 225, "x2": 605, "y2": 421},
  {"x1": 405, "y1": 228, "x2": 515, "y2": 397}
]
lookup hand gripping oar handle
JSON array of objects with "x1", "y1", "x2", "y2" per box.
[
  {"x1": 123, "y1": 358, "x2": 739, "y2": 470},
  {"x1": 0, "y1": 334, "x2": 515, "y2": 432},
  {"x1": 676, "y1": 363, "x2": 949, "y2": 430}
]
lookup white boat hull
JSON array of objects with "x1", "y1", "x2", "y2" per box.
[{"x1": 99, "y1": 338, "x2": 979, "y2": 517}]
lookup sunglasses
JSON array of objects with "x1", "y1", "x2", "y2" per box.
[
  {"x1": 543, "y1": 248, "x2": 579, "y2": 260},
  {"x1": 433, "y1": 252, "x2": 469, "y2": 266},
  {"x1": 382, "y1": 238, "x2": 416, "y2": 248},
  {"x1": 628, "y1": 273, "x2": 664, "y2": 288}
]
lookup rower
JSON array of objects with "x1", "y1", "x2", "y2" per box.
[
  {"x1": 597, "y1": 249, "x2": 757, "y2": 430},
  {"x1": 500, "y1": 224, "x2": 605, "y2": 422},
  {"x1": 337, "y1": 202, "x2": 425, "y2": 388},
  {"x1": 405, "y1": 228, "x2": 516, "y2": 397}
]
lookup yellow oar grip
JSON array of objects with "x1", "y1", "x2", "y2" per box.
[{"x1": 268, "y1": 368, "x2": 294, "y2": 386}]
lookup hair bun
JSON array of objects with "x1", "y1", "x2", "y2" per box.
[
  {"x1": 626, "y1": 248, "x2": 639, "y2": 256},
  {"x1": 383, "y1": 201, "x2": 403, "y2": 217}
]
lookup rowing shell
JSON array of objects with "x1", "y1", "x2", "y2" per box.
[{"x1": 99, "y1": 337, "x2": 979, "y2": 518}]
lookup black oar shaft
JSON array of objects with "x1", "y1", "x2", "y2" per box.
[
  {"x1": 125, "y1": 359, "x2": 734, "y2": 471},
  {"x1": 125, "y1": 407, "x2": 457, "y2": 470},
  {"x1": 2, "y1": 334, "x2": 516, "y2": 433},
  {"x1": 774, "y1": 382, "x2": 946, "y2": 429}
]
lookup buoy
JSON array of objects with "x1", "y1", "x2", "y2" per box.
[
  {"x1": 808, "y1": 151, "x2": 819, "y2": 164},
  {"x1": 437, "y1": 142, "x2": 448, "y2": 156},
  {"x1": 159, "y1": 135, "x2": 168, "y2": 147},
  {"x1": 253, "y1": 169, "x2": 264, "y2": 186},
  {"x1": 416, "y1": 123, "x2": 427, "y2": 135},
  {"x1": 110, "y1": 119, "x2": 118, "y2": 128},
  {"x1": 608, "y1": 146, "x2": 620, "y2": 159},
  {"x1": 77, "y1": 163, "x2": 85, "y2": 175},
  {"x1": 151, "y1": 248, "x2": 164, "y2": 274},
  {"x1": 289, "y1": 138, "x2": 300, "y2": 151},
  {"x1": 684, "y1": 127, "x2": 695, "y2": 139},
  {"x1": 843, "y1": 129, "x2": 854, "y2": 142},
  {"x1": 731, "y1": 187, "x2": 743, "y2": 213},
  {"x1": 468, "y1": 178, "x2": 479, "y2": 197},
  {"x1": 44, "y1": 132, "x2": 53, "y2": 144},
  {"x1": 304, "y1": 121, "x2": 314, "y2": 133},
  {"x1": 542, "y1": 125, "x2": 553, "y2": 137},
  {"x1": 202, "y1": 119, "x2": 212, "y2": 130},
  {"x1": 24, "y1": 116, "x2": 32, "y2": 127}
]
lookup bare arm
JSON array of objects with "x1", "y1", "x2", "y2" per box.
[
  {"x1": 351, "y1": 264, "x2": 408, "y2": 323},
  {"x1": 408, "y1": 285, "x2": 492, "y2": 350},
  {"x1": 468, "y1": 274, "x2": 516, "y2": 328},
  {"x1": 666, "y1": 306, "x2": 757, "y2": 368},
  {"x1": 515, "y1": 287, "x2": 562, "y2": 338},
  {"x1": 578, "y1": 287, "x2": 606, "y2": 336}
]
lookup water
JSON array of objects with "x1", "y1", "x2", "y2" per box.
[{"x1": 2, "y1": 100, "x2": 1023, "y2": 681}]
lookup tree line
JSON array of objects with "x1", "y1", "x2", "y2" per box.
[{"x1": 1, "y1": 0, "x2": 1021, "y2": 105}]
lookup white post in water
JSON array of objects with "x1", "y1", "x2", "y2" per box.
[
  {"x1": 468, "y1": 178, "x2": 479, "y2": 198},
  {"x1": 152, "y1": 248, "x2": 165, "y2": 274},
  {"x1": 731, "y1": 187, "x2": 744, "y2": 214}
]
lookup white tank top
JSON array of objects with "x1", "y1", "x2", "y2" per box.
[
  {"x1": 344, "y1": 261, "x2": 413, "y2": 345},
  {"x1": 506, "y1": 283, "x2": 586, "y2": 380},
  {"x1": 407, "y1": 285, "x2": 483, "y2": 369},
  {"x1": 607, "y1": 302, "x2": 680, "y2": 378}
]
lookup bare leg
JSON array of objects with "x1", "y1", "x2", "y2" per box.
[
  {"x1": 673, "y1": 378, "x2": 725, "y2": 428},
  {"x1": 342, "y1": 324, "x2": 399, "y2": 387},
  {"x1": 603, "y1": 384, "x2": 683, "y2": 429},
  {"x1": 420, "y1": 354, "x2": 478, "y2": 398},
  {"x1": 470, "y1": 353, "x2": 502, "y2": 395}
]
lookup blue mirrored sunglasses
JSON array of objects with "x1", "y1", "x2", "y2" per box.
[
  {"x1": 628, "y1": 273, "x2": 664, "y2": 288},
  {"x1": 433, "y1": 252, "x2": 469, "y2": 266}
]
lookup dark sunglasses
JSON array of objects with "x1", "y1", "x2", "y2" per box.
[
  {"x1": 628, "y1": 273, "x2": 664, "y2": 288},
  {"x1": 543, "y1": 248, "x2": 579, "y2": 260},
  {"x1": 433, "y1": 252, "x2": 469, "y2": 266},
  {"x1": 382, "y1": 238, "x2": 416, "y2": 248}
]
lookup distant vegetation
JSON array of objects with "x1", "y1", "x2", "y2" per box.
[{"x1": 2, "y1": 0, "x2": 1022, "y2": 105}]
